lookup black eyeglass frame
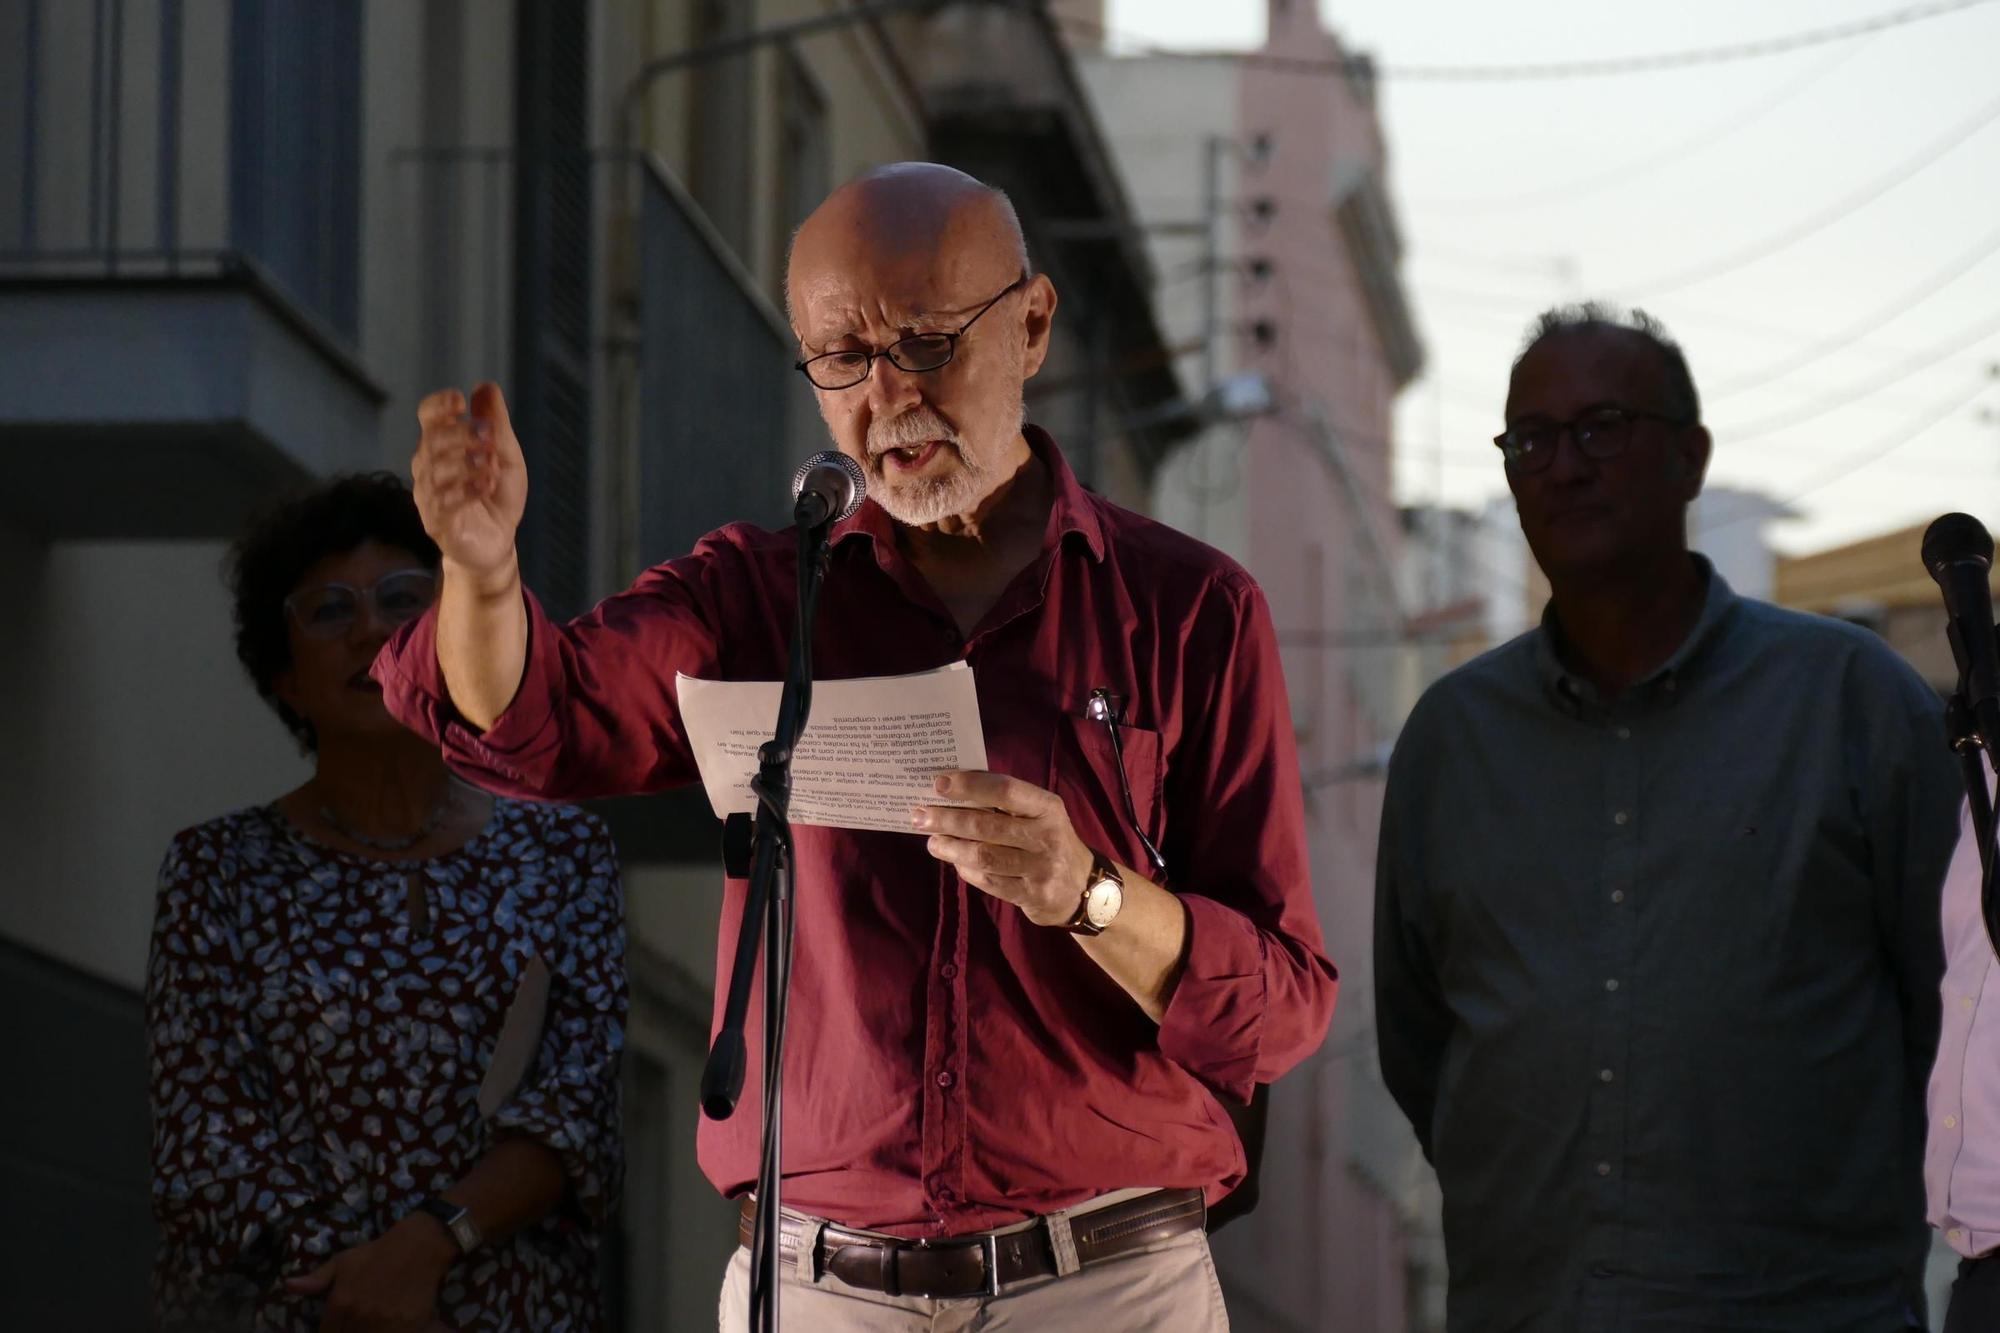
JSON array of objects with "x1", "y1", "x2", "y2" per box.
[
  {"x1": 1493, "y1": 405, "x2": 1691, "y2": 473},
  {"x1": 1085, "y1": 687, "x2": 1169, "y2": 881},
  {"x1": 794, "y1": 273, "x2": 1031, "y2": 391}
]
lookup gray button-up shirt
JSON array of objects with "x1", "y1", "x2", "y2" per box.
[{"x1": 1375, "y1": 562, "x2": 1961, "y2": 1332}]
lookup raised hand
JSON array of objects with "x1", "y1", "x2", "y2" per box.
[{"x1": 411, "y1": 382, "x2": 527, "y2": 591}]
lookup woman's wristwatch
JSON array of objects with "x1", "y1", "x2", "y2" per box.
[{"x1": 415, "y1": 1196, "x2": 482, "y2": 1256}]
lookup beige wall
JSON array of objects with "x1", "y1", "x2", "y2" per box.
[
  {"x1": 606, "y1": 0, "x2": 927, "y2": 310},
  {"x1": 361, "y1": 0, "x2": 519, "y2": 469}
]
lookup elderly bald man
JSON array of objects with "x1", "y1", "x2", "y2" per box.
[{"x1": 376, "y1": 162, "x2": 1335, "y2": 1329}]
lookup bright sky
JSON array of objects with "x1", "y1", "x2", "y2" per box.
[{"x1": 1102, "y1": 0, "x2": 2000, "y2": 556}]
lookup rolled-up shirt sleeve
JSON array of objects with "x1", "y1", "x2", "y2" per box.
[
  {"x1": 486, "y1": 820, "x2": 629, "y2": 1228},
  {"x1": 1155, "y1": 574, "x2": 1338, "y2": 1103},
  {"x1": 372, "y1": 534, "x2": 748, "y2": 802}
]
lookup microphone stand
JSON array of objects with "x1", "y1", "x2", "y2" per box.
[{"x1": 700, "y1": 509, "x2": 833, "y2": 1333}]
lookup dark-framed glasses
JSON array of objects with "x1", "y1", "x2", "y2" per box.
[
  {"x1": 284, "y1": 568, "x2": 439, "y2": 638},
  {"x1": 1086, "y1": 687, "x2": 1169, "y2": 880},
  {"x1": 1494, "y1": 405, "x2": 1689, "y2": 474},
  {"x1": 796, "y1": 273, "x2": 1030, "y2": 391}
]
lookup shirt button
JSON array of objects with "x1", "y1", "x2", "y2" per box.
[
  {"x1": 941, "y1": 963, "x2": 959, "y2": 980},
  {"x1": 1596, "y1": 1161, "x2": 1612, "y2": 1177},
  {"x1": 1946, "y1": 1115, "x2": 1959, "y2": 1129},
  {"x1": 936, "y1": 1070, "x2": 955, "y2": 1089},
  {"x1": 1599, "y1": 1068, "x2": 1614, "y2": 1083},
  {"x1": 1591, "y1": 1263, "x2": 1616, "y2": 1279},
  {"x1": 935, "y1": 1184, "x2": 956, "y2": 1204},
  {"x1": 1615, "y1": 727, "x2": 1631, "y2": 741},
  {"x1": 1610, "y1": 890, "x2": 1626, "y2": 904},
  {"x1": 1613, "y1": 811, "x2": 1630, "y2": 826},
  {"x1": 1605, "y1": 978, "x2": 1620, "y2": 992},
  {"x1": 1951, "y1": 1227, "x2": 1966, "y2": 1243},
  {"x1": 1964, "y1": 997, "x2": 1977, "y2": 1012}
]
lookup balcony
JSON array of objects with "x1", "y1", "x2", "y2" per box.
[{"x1": 0, "y1": 0, "x2": 384, "y2": 539}]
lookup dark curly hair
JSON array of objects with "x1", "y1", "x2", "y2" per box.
[{"x1": 226, "y1": 472, "x2": 440, "y2": 752}]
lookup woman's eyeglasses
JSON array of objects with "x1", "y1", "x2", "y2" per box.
[
  {"x1": 285, "y1": 569, "x2": 439, "y2": 638},
  {"x1": 1087, "y1": 688, "x2": 1168, "y2": 881}
]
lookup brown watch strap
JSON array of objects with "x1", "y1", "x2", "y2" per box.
[{"x1": 1066, "y1": 850, "x2": 1121, "y2": 936}]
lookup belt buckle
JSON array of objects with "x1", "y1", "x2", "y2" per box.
[{"x1": 981, "y1": 1233, "x2": 1002, "y2": 1297}]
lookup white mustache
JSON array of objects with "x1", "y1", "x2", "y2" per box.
[{"x1": 868, "y1": 410, "x2": 956, "y2": 456}]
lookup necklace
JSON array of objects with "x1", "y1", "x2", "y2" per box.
[{"x1": 318, "y1": 788, "x2": 452, "y2": 853}]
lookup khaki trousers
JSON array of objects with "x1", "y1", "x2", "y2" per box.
[{"x1": 717, "y1": 1218, "x2": 1230, "y2": 1332}]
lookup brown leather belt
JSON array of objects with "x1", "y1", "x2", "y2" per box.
[{"x1": 735, "y1": 1188, "x2": 1206, "y2": 1300}]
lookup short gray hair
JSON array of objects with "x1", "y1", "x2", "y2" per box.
[{"x1": 1515, "y1": 301, "x2": 1700, "y2": 424}]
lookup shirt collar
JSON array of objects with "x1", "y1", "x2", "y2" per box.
[
  {"x1": 828, "y1": 424, "x2": 1107, "y2": 562},
  {"x1": 1532, "y1": 554, "x2": 1739, "y2": 710}
]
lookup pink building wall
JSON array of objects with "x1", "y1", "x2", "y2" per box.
[{"x1": 1202, "y1": 2, "x2": 1422, "y2": 1328}]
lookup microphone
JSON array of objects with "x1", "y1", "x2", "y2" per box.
[
  {"x1": 1923, "y1": 512, "x2": 2000, "y2": 751},
  {"x1": 792, "y1": 451, "x2": 866, "y2": 527}
]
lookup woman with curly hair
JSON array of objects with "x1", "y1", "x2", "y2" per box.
[{"x1": 145, "y1": 473, "x2": 625, "y2": 1332}]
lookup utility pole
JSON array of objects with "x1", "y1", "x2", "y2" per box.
[{"x1": 1200, "y1": 134, "x2": 1224, "y2": 397}]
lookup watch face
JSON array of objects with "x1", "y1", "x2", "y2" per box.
[{"x1": 1084, "y1": 877, "x2": 1122, "y2": 929}]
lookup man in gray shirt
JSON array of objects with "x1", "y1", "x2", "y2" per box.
[{"x1": 1375, "y1": 304, "x2": 1962, "y2": 1332}]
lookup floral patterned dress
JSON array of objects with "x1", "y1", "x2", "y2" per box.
[{"x1": 145, "y1": 799, "x2": 626, "y2": 1331}]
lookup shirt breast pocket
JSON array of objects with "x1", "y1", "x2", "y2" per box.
[{"x1": 1047, "y1": 712, "x2": 1165, "y2": 878}]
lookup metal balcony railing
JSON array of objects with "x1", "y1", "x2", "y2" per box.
[{"x1": 1, "y1": 0, "x2": 362, "y2": 342}]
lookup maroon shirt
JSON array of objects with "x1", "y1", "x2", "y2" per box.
[{"x1": 376, "y1": 428, "x2": 1336, "y2": 1237}]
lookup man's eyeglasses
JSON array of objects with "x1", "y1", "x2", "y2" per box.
[
  {"x1": 796, "y1": 274, "x2": 1030, "y2": 391},
  {"x1": 1494, "y1": 406, "x2": 1689, "y2": 474},
  {"x1": 1086, "y1": 688, "x2": 1168, "y2": 881},
  {"x1": 284, "y1": 569, "x2": 439, "y2": 638}
]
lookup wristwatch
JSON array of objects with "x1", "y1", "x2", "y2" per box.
[
  {"x1": 1066, "y1": 850, "x2": 1125, "y2": 936},
  {"x1": 415, "y1": 1196, "x2": 481, "y2": 1256}
]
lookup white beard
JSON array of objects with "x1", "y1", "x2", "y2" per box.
[
  {"x1": 870, "y1": 443, "x2": 994, "y2": 526},
  {"x1": 863, "y1": 379, "x2": 1024, "y2": 527}
]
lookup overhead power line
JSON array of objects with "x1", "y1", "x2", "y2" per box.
[
  {"x1": 1706, "y1": 369, "x2": 1999, "y2": 530},
  {"x1": 1707, "y1": 217, "x2": 2000, "y2": 398},
  {"x1": 1411, "y1": 43, "x2": 1861, "y2": 210},
  {"x1": 1714, "y1": 307, "x2": 2000, "y2": 442},
  {"x1": 1614, "y1": 85, "x2": 2000, "y2": 296},
  {"x1": 1058, "y1": 0, "x2": 1998, "y2": 83}
]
